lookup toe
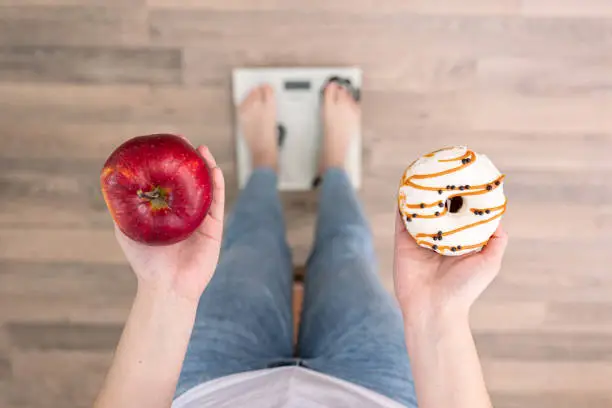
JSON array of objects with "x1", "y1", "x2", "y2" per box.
[
  {"x1": 337, "y1": 85, "x2": 350, "y2": 102},
  {"x1": 261, "y1": 83, "x2": 275, "y2": 103},
  {"x1": 339, "y1": 85, "x2": 359, "y2": 110},
  {"x1": 240, "y1": 86, "x2": 262, "y2": 110},
  {"x1": 324, "y1": 82, "x2": 339, "y2": 103}
]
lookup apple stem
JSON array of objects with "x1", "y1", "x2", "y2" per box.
[{"x1": 138, "y1": 190, "x2": 161, "y2": 200}]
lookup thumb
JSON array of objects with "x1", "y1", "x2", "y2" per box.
[
  {"x1": 193, "y1": 146, "x2": 225, "y2": 244},
  {"x1": 394, "y1": 209, "x2": 426, "y2": 257},
  {"x1": 479, "y1": 225, "x2": 508, "y2": 266},
  {"x1": 395, "y1": 210, "x2": 417, "y2": 250}
]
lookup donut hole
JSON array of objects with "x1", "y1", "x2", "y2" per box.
[{"x1": 446, "y1": 196, "x2": 464, "y2": 214}]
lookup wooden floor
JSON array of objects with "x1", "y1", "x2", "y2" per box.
[{"x1": 1, "y1": 1, "x2": 612, "y2": 407}]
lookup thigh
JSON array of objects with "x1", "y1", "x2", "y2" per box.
[
  {"x1": 299, "y1": 230, "x2": 417, "y2": 407},
  {"x1": 297, "y1": 169, "x2": 417, "y2": 406},
  {"x1": 176, "y1": 169, "x2": 294, "y2": 397}
]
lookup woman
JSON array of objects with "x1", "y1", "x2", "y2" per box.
[{"x1": 95, "y1": 82, "x2": 508, "y2": 408}]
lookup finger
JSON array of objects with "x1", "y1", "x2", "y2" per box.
[
  {"x1": 198, "y1": 145, "x2": 216, "y2": 168},
  {"x1": 176, "y1": 134, "x2": 193, "y2": 146},
  {"x1": 113, "y1": 224, "x2": 145, "y2": 255},
  {"x1": 197, "y1": 145, "x2": 225, "y2": 223},
  {"x1": 395, "y1": 209, "x2": 421, "y2": 251},
  {"x1": 479, "y1": 225, "x2": 508, "y2": 264}
]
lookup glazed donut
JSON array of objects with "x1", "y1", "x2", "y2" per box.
[{"x1": 398, "y1": 146, "x2": 507, "y2": 256}]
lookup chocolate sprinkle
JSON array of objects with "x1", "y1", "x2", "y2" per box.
[
  {"x1": 485, "y1": 209, "x2": 491, "y2": 214},
  {"x1": 451, "y1": 247, "x2": 457, "y2": 252},
  {"x1": 406, "y1": 216, "x2": 412, "y2": 222},
  {"x1": 450, "y1": 185, "x2": 456, "y2": 190},
  {"x1": 433, "y1": 236, "x2": 438, "y2": 241},
  {"x1": 420, "y1": 203, "x2": 425, "y2": 209},
  {"x1": 438, "y1": 190, "x2": 443, "y2": 195},
  {"x1": 459, "y1": 186, "x2": 465, "y2": 191},
  {"x1": 432, "y1": 245, "x2": 438, "y2": 250},
  {"x1": 438, "y1": 202, "x2": 444, "y2": 208},
  {"x1": 465, "y1": 185, "x2": 470, "y2": 189},
  {"x1": 486, "y1": 185, "x2": 493, "y2": 191},
  {"x1": 495, "y1": 180, "x2": 501, "y2": 186},
  {"x1": 412, "y1": 213, "x2": 417, "y2": 217},
  {"x1": 457, "y1": 245, "x2": 462, "y2": 250},
  {"x1": 435, "y1": 211, "x2": 440, "y2": 216}
]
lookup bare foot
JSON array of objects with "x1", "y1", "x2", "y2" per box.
[
  {"x1": 321, "y1": 82, "x2": 360, "y2": 172},
  {"x1": 238, "y1": 84, "x2": 278, "y2": 170}
]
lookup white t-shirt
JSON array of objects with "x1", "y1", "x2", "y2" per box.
[{"x1": 172, "y1": 366, "x2": 406, "y2": 408}]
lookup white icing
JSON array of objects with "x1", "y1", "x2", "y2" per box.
[{"x1": 398, "y1": 146, "x2": 506, "y2": 256}]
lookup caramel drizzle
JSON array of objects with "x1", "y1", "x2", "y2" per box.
[
  {"x1": 415, "y1": 205, "x2": 506, "y2": 239},
  {"x1": 416, "y1": 239, "x2": 489, "y2": 252},
  {"x1": 398, "y1": 148, "x2": 507, "y2": 253},
  {"x1": 404, "y1": 174, "x2": 504, "y2": 194},
  {"x1": 470, "y1": 200, "x2": 507, "y2": 214},
  {"x1": 410, "y1": 151, "x2": 476, "y2": 181},
  {"x1": 423, "y1": 146, "x2": 454, "y2": 158},
  {"x1": 404, "y1": 200, "x2": 444, "y2": 209},
  {"x1": 438, "y1": 150, "x2": 471, "y2": 163},
  {"x1": 411, "y1": 206, "x2": 448, "y2": 219}
]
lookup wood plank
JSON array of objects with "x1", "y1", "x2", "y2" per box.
[
  {"x1": 475, "y1": 332, "x2": 612, "y2": 361},
  {"x1": 491, "y1": 392, "x2": 612, "y2": 408},
  {"x1": 0, "y1": 294, "x2": 131, "y2": 324},
  {"x1": 364, "y1": 129, "x2": 612, "y2": 171},
  {"x1": 148, "y1": 0, "x2": 520, "y2": 15},
  {"x1": 477, "y1": 56, "x2": 612, "y2": 97},
  {"x1": 0, "y1": 121, "x2": 233, "y2": 159},
  {"x1": 0, "y1": 158, "x2": 112, "y2": 229},
  {"x1": 470, "y1": 301, "x2": 547, "y2": 332},
  {"x1": 0, "y1": 46, "x2": 182, "y2": 84},
  {"x1": 0, "y1": 229, "x2": 123, "y2": 263},
  {"x1": 482, "y1": 361, "x2": 612, "y2": 392},
  {"x1": 0, "y1": 0, "x2": 144, "y2": 5},
  {"x1": 465, "y1": 92, "x2": 612, "y2": 133},
  {"x1": 0, "y1": 261, "x2": 133, "y2": 297},
  {"x1": 546, "y1": 303, "x2": 612, "y2": 329},
  {"x1": 151, "y1": 11, "x2": 612, "y2": 58},
  {"x1": 0, "y1": 83, "x2": 230, "y2": 126},
  {"x1": 0, "y1": 357, "x2": 10, "y2": 381},
  {"x1": 184, "y1": 46, "x2": 479, "y2": 91},
  {"x1": 522, "y1": 0, "x2": 612, "y2": 17},
  {"x1": 9, "y1": 350, "x2": 111, "y2": 408},
  {"x1": 7, "y1": 322, "x2": 122, "y2": 351},
  {"x1": 0, "y1": 6, "x2": 147, "y2": 46},
  {"x1": 0, "y1": 261, "x2": 133, "y2": 324}
]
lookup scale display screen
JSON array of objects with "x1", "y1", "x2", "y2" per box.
[{"x1": 284, "y1": 80, "x2": 311, "y2": 90}]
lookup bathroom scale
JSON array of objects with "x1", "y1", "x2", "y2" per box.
[{"x1": 232, "y1": 67, "x2": 362, "y2": 191}]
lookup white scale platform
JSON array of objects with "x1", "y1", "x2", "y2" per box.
[{"x1": 232, "y1": 67, "x2": 362, "y2": 191}]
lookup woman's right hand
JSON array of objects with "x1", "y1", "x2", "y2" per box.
[
  {"x1": 115, "y1": 145, "x2": 225, "y2": 303},
  {"x1": 393, "y1": 211, "x2": 508, "y2": 324}
]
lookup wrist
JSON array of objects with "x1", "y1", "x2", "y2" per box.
[
  {"x1": 404, "y1": 308, "x2": 471, "y2": 351},
  {"x1": 401, "y1": 299, "x2": 470, "y2": 332},
  {"x1": 135, "y1": 282, "x2": 200, "y2": 318}
]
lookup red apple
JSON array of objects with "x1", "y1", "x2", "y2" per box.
[{"x1": 100, "y1": 134, "x2": 213, "y2": 245}]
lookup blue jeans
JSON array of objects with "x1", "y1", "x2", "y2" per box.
[{"x1": 175, "y1": 168, "x2": 417, "y2": 407}]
